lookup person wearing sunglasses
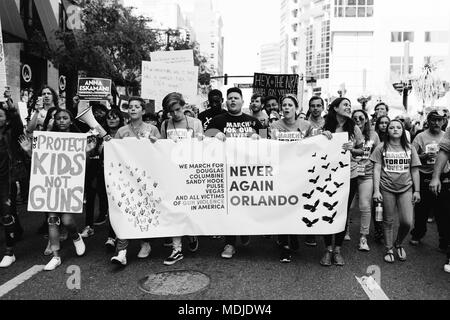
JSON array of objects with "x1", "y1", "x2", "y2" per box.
[{"x1": 351, "y1": 109, "x2": 381, "y2": 252}]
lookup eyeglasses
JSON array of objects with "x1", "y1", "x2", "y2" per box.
[{"x1": 352, "y1": 116, "x2": 365, "y2": 122}]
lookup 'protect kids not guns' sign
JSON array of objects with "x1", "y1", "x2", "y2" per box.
[
  {"x1": 77, "y1": 77, "x2": 112, "y2": 101},
  {"x1": 28, "y1": 132, "x2": 88, "y2": 213}
]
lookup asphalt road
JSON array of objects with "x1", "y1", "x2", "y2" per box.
[{"x1": 0, "y1": 202, "x2": 449, "y2": 300}]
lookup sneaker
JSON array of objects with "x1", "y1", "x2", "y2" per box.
[
  {"x1": 163, "y1": 250, "x2": 183, "y2": 265},
  {"x1": 0, "y1": 255, "x2": 16, "y2": 268},
  {"x1": 44, "y1": 240, "x2": 52, "y2": 256},
  {"x1": 344, "y1": 232, "x2": 351, "y2": 241},
  {"x1": 240, "y1": 236, "x2": 250, "y2": 246},
  {"x1": 444, "y1": 260, "x2": 450, "y2": 273},
  {"x1": 105, "y1": 238, "x2": 116, "y2": 251},
  {"x1": 221, "y1": 244, "x2": 236, "y2": 259},
  {"x1": 188, "y1": 236, "x2": 199, "y2": 253},
  {"x1": 137, "y1": 242, "x2": 151, "y2": 258},
  {"x1": 44, "y1": 256, "x2": 61, "y2": 271},
  {"x1": 73, "y1": 235, "x2": 86, "y2": 256},
  {"x1": 427, "y1": 217, "x2": 434, "y2": 223},
  {"x1": 163, "y1": 238, "x2": 173, "y2": 247},
  {"x1": 409, "y1": 238, "x2": 420, "y2": 246},
  {"x1": 304, "y1": 235, "x2": 317, "y2": 247},
  {"x1": 280, "y1": 247, "x2": 292, "y2": 263},
  {"x1": 80, "y1": 226, "x2": 94, "y2": 238},
  {"x1": 211, "y1": 235, "x2": 223, "y2": 239},
  {"x1": 358, "y1": 237, "x2": 370, "y2": 252},
  {"x1": 111, "y1": 249, "x2": 127, "y2": 266},
  {"x1": 320, "y1": 250, "x2": 333, "y2": 266},
  {"x1": 333, "y1": 251, "x2": 345, "y2": 266},
  {"x1": 94, "y1": 215, "x2": 107, "y2": 226}
]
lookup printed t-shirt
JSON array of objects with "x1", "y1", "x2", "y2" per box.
[
  {"x1": 206, "y1": 112, "x2": 263, "y2": 138},
  {"x1": 370, "y1": 143, "x2": 421, "y2": 193},
  {"x1": 412, "y1": 130, "x2": 446, "y2": 174},
  {"x1": 336, "y1": 125, "x2": 364, "y2": 179},
  {"x1": 161, "y1": 116, "x2": 203, "y2": 140},
  {"x1": 198, "y1": 108, "x2": 227, "y2": 131},
  {"x1": 354, "y1": 130, "x2": 380, "y2": 178},
  {"x1": 308, "y1": 117, "x2": 325, "y2": 136},
  {"x1": 115, "y1": 122, "x2": 161, "y2": 139},
  {"x1": 269, "y1": 119, "x2": 313, "y2": 141},
  {"x1": 439, "y1": 127, "x2": 450, "y2": 153}
]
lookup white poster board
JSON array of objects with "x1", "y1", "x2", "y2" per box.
[
  {"x1": 141, "y1": 61, "x2": 198, "y2": 112},
  {"x1": 0, "y1": 16, "x2": 8, "y2": 92},
  {"x1": 28, "y1": 132, "x2": 88, "y2": 213}
]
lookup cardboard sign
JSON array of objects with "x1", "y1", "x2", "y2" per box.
[
  {"x1": 0, "y1": 16, "x2": 7, "y2": 91},
  {"x1": 150, "y1": 50, "x2": 194, "y2": 65},
  {"x1": 105, "y1": 133, "x2": 350, "y2": 239},
  {"x1": 141, "y1": 61, "x2": 198, "y2": 112},
  {"x1": 28, "y1": 132, "x2": 88, "y2": 213},
  {"x1": 77, "y1": 78, "x2": 112, "y2": 101},
  {"x1": 252, "y1": 73, "x2": 299, "y2": 103}
]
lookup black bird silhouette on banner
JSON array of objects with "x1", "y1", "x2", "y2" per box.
[
  {"x1": 323, "y1": 201, "x2": 339, "y2": 211},
  {"x1": 322, "y1": 163, "x2": 330, "y2": 170},
  {"x1": 331, "y1": 167, "x2": 339, "y2": 172},
  {"x1": 302, "y1": 217, "x2": 319, "y2": 228},
  {"x1": 322, "y1": 211, "x2": 337, "y2": 224},
  {"x1": 339, "y1": 161, "x2": 349, "y2": 168},
  {"x1": 303, "y1": 199, "x2": 320, "y2": 213},
  {"x1": 326, "y1": 190, "x2": 337, "y2": 197},
  {"x1": 309, "y1": 176, "x2": 320, "y2": 184},
  {"x1": 308, "y1": 166, "x2": 316, "y2": 173},
  {"x1": 312, "y1": 153, "x2": 317, "y2": 158},
  {"x1": 302, "y1": 190, "x2": 315, "y2": 199},
  {"x1": 316, "y1": 184, "x2": 327, "y2": 193},
  {"x1": 321, "y1": 155, "x2": 328, "y2": 161},
  {"x1": 325, "y1": 174, "x2": 332, "y2": 182},
  {"x1": 334, "y1": 182, "x2": 344, "y2": 189}
]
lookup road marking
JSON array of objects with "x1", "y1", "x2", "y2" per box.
[
  {"x1": 0, "y1": 265, "x2": 45, "y2": 298},
  {"x1": 355, "y1": 276, "x2": 390, "y2": 300}
]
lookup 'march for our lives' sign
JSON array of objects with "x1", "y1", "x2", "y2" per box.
[
  {"x1": 105, "y1": 133, "x2": 351, "y2": 239},
  {"x1": 28, "y1": 132, "x2": 88, "y2": 214}
]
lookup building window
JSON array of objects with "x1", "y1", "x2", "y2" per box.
[
  {"x1": 334, "y1": 0, "x2": 374, "y2": 18},
  {"x1": 292, "y1": 37, "x2": 298, "y2": 46},
  {"x1": 292, "y1": 23, "x2": 298, "y2": 32},
  {"x1": 425, "y1": 31, "x2": 449, "y2": 43},
  {"x1": 292, "y1": 52, "x2": 298, "y2": 60},
  {"x1": 292, "y1": 9, "x2": 298, "y2": 18},
  {"x1": 390, "y1": 56, "x2": 413, "y2": 82},
  {"x1": 292, "y1": 66, "x2": 298, "y2": 74},
  {"x1": 391, "y1": 31, "x2": 414, "y2": 42}
]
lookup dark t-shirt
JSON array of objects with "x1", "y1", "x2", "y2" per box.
[
  {"x1": 198, "y1": 108, "x2": 227, "y2": 131},
  {"x1": 0, "y1": 135, "x2": 10, "y2": 179},
  {"x1": 206, "y1": 112, "x2": 263, "y2": 138}
]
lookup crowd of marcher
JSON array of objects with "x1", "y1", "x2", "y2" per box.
[{"x1": 0, "y1": 85, "x2": 449, "y2": 274}]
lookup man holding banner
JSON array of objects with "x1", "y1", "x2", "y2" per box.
[{"x1": 206, "y1": 87, "x2": 262, "y2": 259}]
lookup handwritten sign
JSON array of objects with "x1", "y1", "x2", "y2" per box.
[
  {"x1": 252, "y1": 73, "x2": 299, "y2": 103},
  {"x1": 150, "y1": 50, "x2": 194, "y2": 65},
  {"x1": 141, "y1": 61, "x2": 198, "y2": 112},
  {"x1": 105, "y1": 133, "x2": 350, "y2": 239},
  {"x1": 28, "y1": 132, "x2": 87, "y2": 213},
  {"x1": 77, "y1": 78, "x2": 112, "y2": 101}
]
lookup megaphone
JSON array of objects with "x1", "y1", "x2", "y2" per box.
[{"x1": 76, "y1": 106, "x2": 108, "y2": 138}]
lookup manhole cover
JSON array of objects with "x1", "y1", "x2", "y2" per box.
[{"x1": 138, "y1": 270, "x2": 210, "y2": 296}]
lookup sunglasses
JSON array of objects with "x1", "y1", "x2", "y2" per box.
[{"x1": 352, "y1": 116, "x2": 365, "y2": 122}]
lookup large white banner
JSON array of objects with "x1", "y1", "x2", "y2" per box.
[
  {"x1": 141, "y1": 61, "x2": 199, "y2": 111},
  {"x1": 28, "y1": 132, "x2": 88, "y2": 213},
  {"x1": 150, "y1": 50, "x2": 194, "y2": 65},
  {"x1": 105, "y1": 133, "x2": 351, "y2": 239}
]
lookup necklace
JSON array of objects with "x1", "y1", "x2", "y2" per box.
[{"x1": 129, "y1": 122, "x2": 144, "y2": 137}]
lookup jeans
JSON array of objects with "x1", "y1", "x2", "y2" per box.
[
  {"x1": 324, "y1": 177, "x2": 358, "y2": 247},
  {"x1": 116, "y1": 239, "x2": 150, "y2": 252},
  {"x1": 85, "y1": 159, "x2": 108, "y2": 227},
  {"x1": 357, "y1": 177, "x2": 373, "y2": 236},
  {"x1": 0, "y1": 177, "x2": 15, "y2": 250},
  {"x1": 434, "y1": 176, "x2": 450, "y2": 259},
  {"x1": 380, "y1": 189, "x2": 414, "y2": 250}
]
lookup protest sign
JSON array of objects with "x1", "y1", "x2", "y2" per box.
[
  {"x1": 28, "y1": 132, "x2": 88, "y2": 213},
  {"x1": 105, "y1": 133, "x2": 350, "y2": 239},
  {"x1": 141, "y1": 61, "x2": 198, "y2": 112},
  {"x1": 150, "y1": 50, "x2": 194, "y2": 65},
  {"x1": 77, "y1": 78, "x2": 112, "y2": 101},
  {"x1": 0, "y1": 16, "x2": 7, "y2": 92},
  {"x1": 252, "y1": 73, "x2": 299, "y2": 103}
]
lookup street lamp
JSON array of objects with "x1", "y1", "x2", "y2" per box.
[
  {"x1": 392, "y1": 80, "x2": 413, "y2": 111},
  {"x1": 357, "y1": 94, "x2": 372, "y2": 111}
]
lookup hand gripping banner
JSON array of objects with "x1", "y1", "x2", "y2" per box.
[{"x1": 104, "y1": 133, "x2": 350, "y2": 239}]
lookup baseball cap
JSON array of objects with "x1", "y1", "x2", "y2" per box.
[{"x1": 427, "y1": 109, "x2": 446, "y2": 120}]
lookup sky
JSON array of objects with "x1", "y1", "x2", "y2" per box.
[{"x1": 123, "y1": 0, "x2": 280, "y2": 78}]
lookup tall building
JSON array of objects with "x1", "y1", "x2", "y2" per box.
[
  {"x1": 187, "y1": 0, "x2": 224, "y2": 86},
  {"x1": 283, "y1": 0, "x2": 450, "y2": 114},
  {"x1": 280, "y1": 0, "x2": 301, "y2": 75},
  {"x1": 260, "y1": 42, "x2": 281, "y2": 73}
]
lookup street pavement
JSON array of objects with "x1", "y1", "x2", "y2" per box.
[{"x1": 0, "y1": 202, "x2": 449, "y2": 300}]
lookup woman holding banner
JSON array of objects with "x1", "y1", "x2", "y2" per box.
[
  {"x1": 160, "y1": 92, "x2": 204, "y2": 266},
  {"x1": 110, "y1": 97, "x2": 160, "y2": 267},
  {"x1": 320, "y1": 98, "x2": 364, "y2": 267}
]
